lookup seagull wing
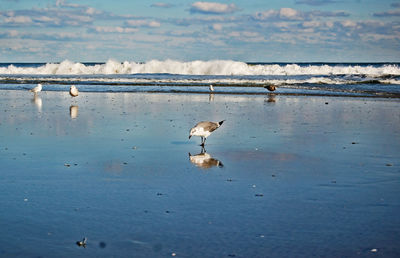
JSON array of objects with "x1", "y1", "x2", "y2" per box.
[{"x1": 197, "y1": 121, "x2": 219, "y2": 132}]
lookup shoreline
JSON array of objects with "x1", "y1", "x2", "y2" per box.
[{"x1": 1, "y1": 88, "x2": 399, "y2": 98}]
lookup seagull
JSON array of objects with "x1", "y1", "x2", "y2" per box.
[
  {"x1": 189, "y1": 120, "x2": 224, "y2": 146},
  {"x1": 209, "y1": 84, "x2": 214, "y2": 92},
  {"x1": 30, "y1": 83, "x2": 42, "y2": 94},
  {"x1": 69, "y1": 85, "x2": 79, "y2": 97},
  {"x1": 264, "y1": 84, "x2": 276, "y2": 91}
]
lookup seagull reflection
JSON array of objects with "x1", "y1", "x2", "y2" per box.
[
  {"x1": 265, "y1": 94, "x2": 276, "y2": 103},
  {"x1": 189, "y1": 147, "x2": 223, "y2": 169},
  {"x1": 69, "y1": 105, "x2": 78, "y2": 119},
  {"x1": 209, "y1": 93, "x2": 214, "y2": 102},
  {"x1": 31, "y1": 94, "x2": 42, "y2": 112}
]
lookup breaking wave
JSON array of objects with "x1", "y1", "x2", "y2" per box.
[{"x1": 1, "y1": 59, "x2": 400, "y2": 76}]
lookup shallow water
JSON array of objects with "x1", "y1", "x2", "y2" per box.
[{"x1": 0, "y1": 91, "x2": 399, "y2": 257}]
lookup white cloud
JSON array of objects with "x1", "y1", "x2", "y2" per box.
[
  {"x1": 151, "y1": 3, "x2": 174, "y2": 8},
  {"x1": 374, "y1": 9, "x2": 400, "y2": 17},
  {"x1": 125, "y1": 20, "x2": 161, "y2": 28},
  {"x1": 190, "y1": 2, "x2": 238, "y2": 14},
  {"x1": 254, "y1": 8, "x2": 303, "y2": 21},
  {"x1": 279, "y1": 8, "x2": 301, "y2": 20},
  {"x1": 4, "y1": 15, "x2": 33, "y2": 24},
  {"x1": 211, "y1": 23, "x2": 223, "y2": 31},
  {"x1": 93, "y1": 26, "x2": 138, "y2": 33},
  {"x1": 253, "y1": 8, "x2": 348, "y2": 21},
  {"x1": 340, "y1": 20, "x2": 357, "y2": 28}
]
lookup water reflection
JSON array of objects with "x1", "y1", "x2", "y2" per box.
[
  {"x1": 69, "y1": 105, "x2": 78, "y2": 119},
  {"x1": 31, "y1": 94, "x2": 42, "y2": 112},
  {"x1": 209, "y1": 93, "x2": 214, "y2": 102},
  {"x1": 265, "y1": 94, "x2": 276, "y2": 103},
  {"x1": 189, "y1": 147, "x2": 223, "y2": 169}
]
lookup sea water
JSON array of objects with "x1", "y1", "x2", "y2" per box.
[{"x1": 0, "y1": 60, "x2": 399, "y2": 97}]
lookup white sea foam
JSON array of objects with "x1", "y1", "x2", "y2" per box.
[{"x1": 1, "y1": 60, "x2": 399, "y2": 76}]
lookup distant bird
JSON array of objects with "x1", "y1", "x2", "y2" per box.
[
  {"x1": 69, "y1": 85, "x2": 79, "y2": 97},
  {"x1": 30, "y1": 83, "x2": 42, "y2": 94},
  {"x1": 76, "y1": 237, "x2": 87, "y2": 248},
  {"x1": 265, "y1": 85, "x2": 276, "y2": 91},
  {"x1": 209, "y1": 84, "x2": 214, "y2": 92},
  {"x1": 189, "y1": 120, "x2": 224, "y2": 146}
]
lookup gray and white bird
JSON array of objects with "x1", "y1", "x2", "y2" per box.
[
  {"x1": 30, "y1": 83, "x2": 42, "y2": 94},
  {"x1": 69, "y1": 85, "x2": 79, "y2": 97},
  {"x1": 189, "y1": 120, "x2": 224, "y2": 146}
]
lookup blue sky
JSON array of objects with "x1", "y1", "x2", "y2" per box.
[{"x1": 0, "y1": 0, "x2": 399, "y2": 62}]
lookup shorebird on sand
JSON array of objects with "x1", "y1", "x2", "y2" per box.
[
  {"x1": 30, "y1": 83, "x2": 42, "y2": 94},
  {"x1": 264, "y1": 84, "x2": 276, "y2": 91},
  {"x1": 69, "y1": 85, "x2": 79, "y2": 97},
  {"x1": 189, "y1": 120, "x2": 224, "y2": 146}
]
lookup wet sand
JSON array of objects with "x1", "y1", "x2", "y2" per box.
[{"x1": 0, "y1": 90, "x2": 399, "y2": 257}]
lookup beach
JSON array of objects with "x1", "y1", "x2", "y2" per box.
[{"x1": 0, "y1": 90, "x2": 399, "y2": 257}]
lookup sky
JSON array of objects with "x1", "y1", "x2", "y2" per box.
[{"x1": 0, "y1": 0, "x2": 399, "y2": 62}]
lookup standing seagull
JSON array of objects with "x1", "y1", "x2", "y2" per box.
[
  {"x1": 30, "y1": 83, "x2": 42, "y2": 94},
  {"x1": 69, "y1": 85, "x2": 79, "y2": 97},
  {"x1": 189, "y1": 120, "x2": 224, "y2": 146}
]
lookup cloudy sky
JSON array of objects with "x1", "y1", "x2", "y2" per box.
[{"x1": 1, "y1": 0, "x2": 399, "y2": 62}]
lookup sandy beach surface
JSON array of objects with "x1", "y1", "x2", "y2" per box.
[{"x1": 0, "y1": 90, "x2": 399, "y2": 257}]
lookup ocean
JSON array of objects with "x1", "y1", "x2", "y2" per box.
[{"x1": 1, "y1": 60, "x2": 399, "y2": 97}]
